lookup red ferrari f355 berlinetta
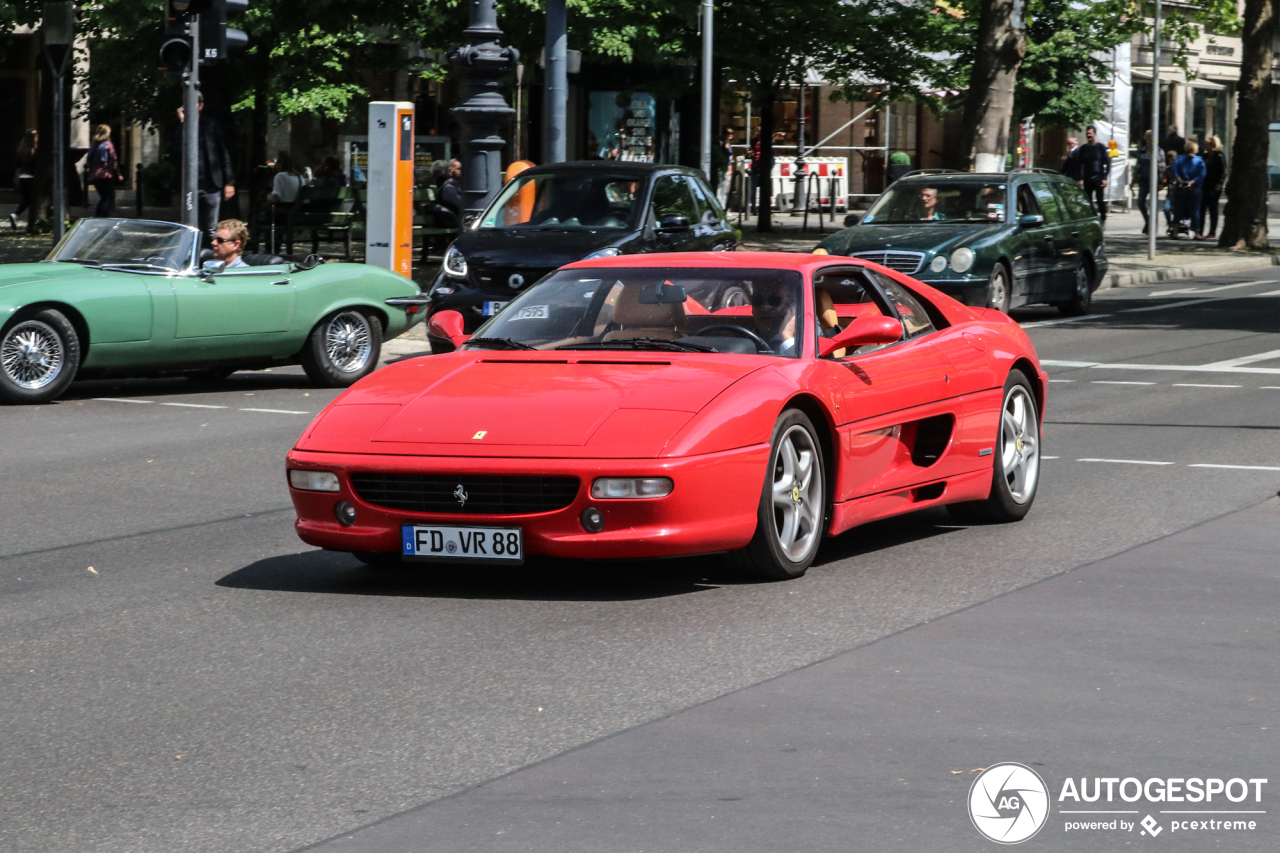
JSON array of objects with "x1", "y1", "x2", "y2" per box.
[{"x1": 286, "y1": 252, "x2": 1045, "y2": 580}]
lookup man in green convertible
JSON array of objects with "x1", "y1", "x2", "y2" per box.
[{"x1": 211, "y1": 219, "x2": 249, "y2": 268}]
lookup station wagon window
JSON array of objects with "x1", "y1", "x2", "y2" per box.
[
  {"x1": 1016, "y1": 184, "x2": 1041, "y2": 216},
  {"x1": 1029, "y1": 182, "x2": 1067, "y2": 224},
  {"x1": 1054, "y1": 181, "x2": 1096, "y2": 221},
  {"x1": 651, "y1": 175, "x2": 699, "y2": 224},
  {"x1": 863, "y1": 181, "x2": 1007, "y2": 223}
]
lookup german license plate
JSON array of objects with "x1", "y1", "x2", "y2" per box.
[
  {"x1": 401, "y1": 524, "x2": 523, "y2": 563},
  {"x1": 482, "y1": 301, "x2": 508, "y2": 316}
]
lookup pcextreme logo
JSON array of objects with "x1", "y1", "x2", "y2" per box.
[
  {"x1": 968, "y1": 763, "x2": 1268, "y2": 843},
  {"x1": 969, "y1": 763, "x2": 1050, "y2": 844}
]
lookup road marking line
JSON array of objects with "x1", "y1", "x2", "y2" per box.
[
  {"x1": 1257, "y1": 289, "x2": 1280, "y2": 297},
  {"x1": 93, "y1": 397, "x2": 153, "y2": 404},
  {"x1": 1092, "y1": 380, "x2": 1156, "y2": 385},
  {"x1": 1150, "y1": 280, "x2": 1273, "y2": 297},
  {"x1": 160, "y1": 402, "x2": 228, "y2": 409},
  {"x1": 1049, "y1": 379, "x2": 1076, "y2": 383},
  {"x1": 240, "y1": 407, "x2": 310, "y2": 414},
  {"x1": 1189, "y1": 464, "x2": 1280, "y2": 471},
  {"x1": 1021, "y1": 315, "x2": 1106, "y2": 328},
  {"x1": 1040, "y1": 359, "x2": 1280, "y2": 376},
  {"x1": 1042, "y1": 455, "x2": 1060, "y2": 459},
  {"x1": 1262, "y1": 386, "x2": 1280, "y2": 390},
  {"x1": 1200, "y1": 348, "x2": 1280, "y2": 369},
  {"x1": 1116, "y1": 298, "x2": 1219, "y2": 314},
  {"x1": 1078, "y1": 458, "x2": 1175, "y2": 466},
  {"x1": 1171, "y1": 383, "x2": 1243, "y2": 389}
]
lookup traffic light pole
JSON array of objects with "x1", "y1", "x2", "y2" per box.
[{"x1": 182, "y1": 16, "x2": 200, "y2": 230}]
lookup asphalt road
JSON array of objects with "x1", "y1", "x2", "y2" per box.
[{"x1": 2, "y1": 272, "x2": 1278, "y2": 853}]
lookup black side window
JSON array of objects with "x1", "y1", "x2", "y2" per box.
[
  {"x1": 651, "y1": 175, "x2": 698, "y2": 223},
  {"x1": 1030, "y1": 182, "x2": 1066, "y2": 225},
  {"x1": 689, "y1": 177, "x2": 725, "y2": 224},
  {"x1": 1016, "y1": 184, "x2": 1041, "y2": 216},
  {"x1": 1054, "y1": 181, "x2": 1095, "y2": 221}
]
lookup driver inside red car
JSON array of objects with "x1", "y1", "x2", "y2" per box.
[{"x1": 751, "y1": 279, "x2": 797, "y2": 356}]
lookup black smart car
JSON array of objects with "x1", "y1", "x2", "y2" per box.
[{"x1": 426, "y1": 162, "x2": 738, "y2": 349}]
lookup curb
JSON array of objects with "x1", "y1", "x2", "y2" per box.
[{"x1": 1104, "y1": 253, "x2": 1280, "y2": 288}]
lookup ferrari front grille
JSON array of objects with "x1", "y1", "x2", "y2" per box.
[
  {"x1": 851, "y1": 251, "x2": 925, "y2": 274},
  {"x1": 350, "y1": 472, "x2": 581, "y2": 515}
]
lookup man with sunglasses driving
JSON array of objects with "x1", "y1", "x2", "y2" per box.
[{"x1": 211, "y1": 219, "x2": 249, "y2": 268}]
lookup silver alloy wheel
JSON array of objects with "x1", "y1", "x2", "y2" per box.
[
  {"x1": 989, "y1": 267, "x2": 1008, "y2": 310},
  {"x1": 324, "y1": 311, "x2": 373, "y2": 373},
  {"x1": 1, "y1": 319, "x2": 64, "y2": 390},
  {"x1": 1000, "y1": 385, "x2": 1040, "y2": 504},
  {"x1": 1075, "y1": 264, "x2": 1090, "y2": 299},
  {"x1": 769, "y1": 424, "x2": 823, "y2": 562}
]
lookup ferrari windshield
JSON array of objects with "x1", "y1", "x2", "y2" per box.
[
  {"x1": 863, "y1": 182, "x2": 1008, "y2": 224},
  {"x1": 466, "y1": 267, "x2": 805, "y2": 357},
  {"x1": 476, "y1": 172, "x2": 645, "y2": 231},
  {"x1": 46, "y1": 218, "x2": 196, "y2": 271}
]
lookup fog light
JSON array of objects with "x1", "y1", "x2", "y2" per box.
[
  {"x1": 289, "y1": 469, "x2": 339, "y2": 492},
  {"x1": 930, "y1": 255, "x2": 947, "y2": 273},
  {"x1": 580, "y1": 507, "x2": 605, "y2": 533},
  {"x1": 335, "y1": 501, "x2": 357, "y2": 526},
  {"x1": 591, "y1": 477, "x2": 674, "y2": 499}
]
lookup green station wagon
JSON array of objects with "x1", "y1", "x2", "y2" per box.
[{"x1": 816, "y1": 169, "x2": 1107, "y2": 315}]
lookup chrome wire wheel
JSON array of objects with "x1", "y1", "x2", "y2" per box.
[
  {"x1": 769, "y1": 424, "x2": 824, "y2": 562},
  {"x1": 1, "y1": 319, "x2": 64, "y2": 390},
  {"x1": 324, "y1": 311, "x2": 373, "y2": 374},
  {"x1": 1000, "y1": 385, "x2": 1040, "y2": 504}
]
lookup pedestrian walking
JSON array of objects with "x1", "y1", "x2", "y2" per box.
[
  {"x1": 1075, "y1": 125, "x2": 1110, "y2": 223},
  {"x1": 439, "y1": 159, "x2": 464, "y2": 219},
  {"x1": 1168, "y1": 139, "x2": 1206, "y2": 239},
  {"x1": 1061, "y1": 137, "x2": 1081, "y2": 180},
  {"x1": 1134, "y1": 130, "x2": 1153, "y2": 235},
  {"x1": 87, "y1": 124, "x2": 121, "y2": 217},
  {"x1": 1161, "y1": 149, "x2": 1177, "y2": 230},
  {"x1": 175, "y1": 93, "x2": 237, "y2": 239},
  {"x1": 1161, "y1": 124, "x2": 1186, "y2": 159},
  {"x1": 9, "y1": 129, "x2": 36, "y2": 232},
  {"x1": 1198, "y1": 135, "x2": 1225, "y2": 239}
]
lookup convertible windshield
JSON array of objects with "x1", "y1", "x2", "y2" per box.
[
  {"x1": 46, "y1": 218, "x2": 196, "y2": 271},
  {"x1": 863, "y1": 182, "x2": 1008, "y2": 224},
  {"x1": 476, "y1": 172, "x2": 645, "y2": 231},
  {"x1": 467, "y1": 267, "x2": 805, "y2": 357}
]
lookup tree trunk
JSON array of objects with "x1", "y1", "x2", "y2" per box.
[
  {"x1": 1219, "y1": 0, "x2": 1276, "y2": 250},
  {"x1": 756, "y1": 90, "x2": 776, "y2": 232},
  {"x1": 959, "y1": 0, "x2": 1027, "y2": 172}
]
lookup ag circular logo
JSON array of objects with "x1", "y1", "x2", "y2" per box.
[
  {"x1": 508, "y1": 273, "x2": 524, "y2": 289},
  {"x1": 969, "y1": 762, "x2": 1050, "y2": 844}
]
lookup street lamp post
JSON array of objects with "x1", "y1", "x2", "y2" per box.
[
  {"x1": 544, "y1": 0, "x2": 567, "y2": 163},
  {"x1": 449, "y1": 0, "x2": 518, "y2": 216},
  {"x1": 1149, "y1": 0, "x2": 1160, "y2": 260},
  {"x1": 41, "y1": 1, "x2": 73, "y2": 243},
  {"x1": 700, "y1": 0, "x2": 713, "y2": 178}
]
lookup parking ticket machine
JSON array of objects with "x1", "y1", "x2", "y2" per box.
[{"x1": 365, "y1": 101, "x2": 414, "y2": 278}]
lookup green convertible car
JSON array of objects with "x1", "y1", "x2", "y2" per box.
[
  {"x1": 816, "y1": 169, "x2": 1108, "y2": 316},
  {"x1": 0, "y1": 218, "x2": 427, "y2": 404}
]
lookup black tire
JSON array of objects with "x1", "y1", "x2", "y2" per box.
[
  {"x1": 728, "y1": 409, "x2": 827, "y2": 580},
  {"x1": 0, "y1": 308, "x2": 80, "y2": 404},
  {"x1": 300, "y1": 309, "x2": 383, "y2": 387},
  {"x1": 948, "y1": 369, "x2": 1041, "y2": 524},
  {"x1": 353, "y1": 551, "x2": 403, "y2": 568},
  {"x1": 985, "y1": 263, "x2": 1012, "y2": 313},
  {"x1": 1058, "y1": 260, "x2": 1093, "y2": 316}
]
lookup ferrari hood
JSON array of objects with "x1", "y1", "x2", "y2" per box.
[{"x1": 299, "y1": 352, "x2": 767, "y2": 458}]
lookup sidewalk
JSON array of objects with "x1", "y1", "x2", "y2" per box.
[{"x1": 734, "y1": 206, "x2": 1280, "y2": 288}]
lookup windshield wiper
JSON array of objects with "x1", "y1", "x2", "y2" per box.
[
  {"x1": 56, "y1": 257, "x2": 102, "y2": 267},
  {"x1": 558, "y1": 338, "x2": 716, "y2": 353},
  {"x1": 465, "y1": 337, "x2": 538, "y2": 351},
  {"x1": 100, "y1": 262, "x2": 175, "y2": 271}
]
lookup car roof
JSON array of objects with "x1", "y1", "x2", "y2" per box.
[
  {"x1": 565, "y1": 251, "x2": 871, "y2": 274},
  {"x1": 519, "y1": 160, "x2": 703, "y2": 179},
  {"x1": 893, "y1": 170, "x2": 1063, "y2": 185}
]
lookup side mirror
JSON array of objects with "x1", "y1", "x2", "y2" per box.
[
  {"x1": 843, "y1": 213, "x2": 860, "y2": 227},
  {"x1": 201, "y1": 259, "x2": 226, "y2": 276},
  {"x1": 426, "y1": 310, "x2": 470, "y2": 350},
  {"x1": 657, "y1": 213, "x2": 691, "y2": 231},
  {"x1": 1017, "y1": 213, "x2": 1045, "y2": 228},
  {"x1": 819, "y1": 316, "x2": 903, "y2": 358}
]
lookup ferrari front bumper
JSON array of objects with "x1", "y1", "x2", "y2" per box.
[{"x1": 287, "y1": 444, "x2": 770, "y2": 560}]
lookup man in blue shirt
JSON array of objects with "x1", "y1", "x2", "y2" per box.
[{"x1": 1169, "y1": 139, "x2": 1206, "y2": 239}]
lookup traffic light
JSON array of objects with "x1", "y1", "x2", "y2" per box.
[
  {"x1": 159, "y1": 0, "x2": 195, "y2": 74},
  {"x1": 202, "y1": 0, "x2": 249, "y2": 64}
]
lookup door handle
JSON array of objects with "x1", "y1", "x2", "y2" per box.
[
  {"x1": 1071, "y1": 230, "x2": 1080, "y2": 237},
  {"x1": 271, "y1": 279, "x2": 290, "y2": 285}
]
